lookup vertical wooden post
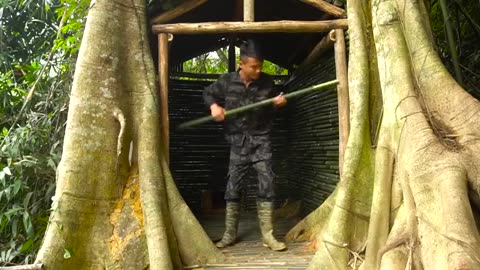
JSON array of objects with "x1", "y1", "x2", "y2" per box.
[
  {"x1": 228, "y1": 37, "x2": 236, "y2": 72},
  {"x1": 331, "y1": 29, "x2": 349, "y2": 177},
  {"x1": 159, "y1": 33, "x2": 170, "y2": 165},
  {"x1": 244, "y1": 0, "x2": 254, "y2": 22}
]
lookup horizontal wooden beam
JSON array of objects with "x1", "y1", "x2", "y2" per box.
[
  {"x1": 299, "y1": 0, "x2": 346, "y2": 18},
  {"x1": 152, "y1": 20, "x2": 348, "y2": 34},
  {"x1": 151, "y1": 0, "x2": 208, "y2": 24}
]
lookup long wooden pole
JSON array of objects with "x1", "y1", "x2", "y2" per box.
[
  {"x1": 331, "y1": 29, "x2": 349, "y2": 177},
  {"x1": 152, "y1": 20, "x2": 348, "y2": 34},
  {"x1": 159, "y1": 33, "x2": 170, "y2": 165},
  {"x1": 244, "y1": 0, "x2": 254, "y2": 22}
]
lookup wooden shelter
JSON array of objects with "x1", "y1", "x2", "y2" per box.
[{"x1": 150, "y1": 0, "x2": 349, "y2": 267}]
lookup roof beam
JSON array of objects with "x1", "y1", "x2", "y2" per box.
[
  {"x1": 152, "y1": 19, "x2": 348, "y2": 34},
  {"x1": 151, "y1": 0, "x2": 208, "y2": 24},
  {"x1": 298, "y1": 0, "x2": 346, "y2": 18},
  {"x1": 300, "y1": 33, "x2": 334, "y2": 68}
]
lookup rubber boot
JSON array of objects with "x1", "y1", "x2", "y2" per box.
[
  {"x1": 216, "y1": 201, "x2": 240, "y2": 248},
  {"x1": 257, "y1": 201, "x2": 287, "y2": 251}
]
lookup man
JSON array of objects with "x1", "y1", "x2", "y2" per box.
[{"x1": 203, "y1": 39, "x2": 287, "y2": 251}]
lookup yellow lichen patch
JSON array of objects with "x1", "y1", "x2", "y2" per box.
[{"x1": 108, "y1": 166, "x2": 144, "y2": 262}]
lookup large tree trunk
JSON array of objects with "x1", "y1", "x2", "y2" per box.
[
  {"x1": 286, "y1": 0, "x2": 480, "y2": 269},
  {"x1": 34, "y1": 0, "x2": 223, "y2": 269}
]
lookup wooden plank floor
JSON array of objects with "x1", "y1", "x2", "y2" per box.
[{"x1": 191, "y1": 212, "x2": 314, "y2": 269}]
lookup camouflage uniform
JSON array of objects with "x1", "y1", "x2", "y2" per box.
[{"x1": 203, "y1": 71, "x2": 279, "y2": 202}]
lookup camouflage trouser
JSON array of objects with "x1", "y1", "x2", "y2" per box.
[{"x1": 224, "y1": 134, "x2": 275, "y2": 201}]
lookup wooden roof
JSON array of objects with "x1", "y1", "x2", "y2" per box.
[{"x1": 149, "y1": 0, "x2": 346, "y2": 69}]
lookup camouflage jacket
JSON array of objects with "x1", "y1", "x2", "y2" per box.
[{"x1": 203, "y1": 71, "x2": 279, "y2": 140}]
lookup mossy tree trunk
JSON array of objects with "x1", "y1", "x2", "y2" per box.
[
  {"x1": 286, "y1": 0, "x2": 480, "y2": 269},
  {"x1": 34, "y1": 0, "x2": 223, "y2": 269}
]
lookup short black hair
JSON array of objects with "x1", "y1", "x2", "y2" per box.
[{"x1": 240, "y1": 39, "x2": 263, "y2": 61}]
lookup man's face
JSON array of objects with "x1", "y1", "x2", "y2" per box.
[{"x1": 240, "y1": 56, "x2": 263, "y2": 81}]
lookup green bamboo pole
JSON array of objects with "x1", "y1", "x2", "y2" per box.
[{"x1": 177, "y1": 79, "x2": 338, "y2": 130}]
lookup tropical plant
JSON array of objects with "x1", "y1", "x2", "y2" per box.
[{"x1": 0, "y1": 0, "x2": 89, "y2": 265}]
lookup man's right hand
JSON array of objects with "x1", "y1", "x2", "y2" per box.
[{"x1": 210, "y1": 104, "x2": 225, "y2": 122}]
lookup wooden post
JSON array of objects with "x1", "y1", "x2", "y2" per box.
[
  {"x1": 331, "y1": 29, "x2": 349, "y2": 177},
  {"x1": 159, "y1": 33, "x2": 170, "y2": 165},
  {"x1": 244, "y1": 0, "x2": 254, "y2": 22},
  {"x1": 228, "y1": 37, "x2": 236, "y2": 72}
]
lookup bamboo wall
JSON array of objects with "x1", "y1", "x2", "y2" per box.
[
  {"x1": 284, "y1": 52, "x2": 340, "y2": 215},
  {"x1": 168, "y1": 78, "x2": 289, "y2": 214},
  {"x1": 169, "y1": 51, "x2": 340, "y2": 216}
]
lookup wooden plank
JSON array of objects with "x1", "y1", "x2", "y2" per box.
[
  {"x1": 244, "y1": 0, "x2": 254, "y2": 22},
  {"x1": 332, "y1": 29, "x2": 349, "y2": 177},
  {"x1": 152, "y1": 20, "x2": 348, "y2": 34},
  {"x1": 159, "y1": 33, "x2": 170, "y2": 165},
  {"x1": 151, "y1": 0, "x2": 208, "y2": 24},
  {"x1": 298, "y1": 0, "x2": 346, "y2": 18}
]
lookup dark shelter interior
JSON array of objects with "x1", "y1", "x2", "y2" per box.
[{"x1": 150, "y1": 0, "x2": 346, "y2": 266}]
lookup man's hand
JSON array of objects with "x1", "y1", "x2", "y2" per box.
[
  {"x1": 210, "y1": 104, "x2": 225, "y2": 122},
  {"x1": 273, "y1": 93, "x2": 287, "y2": 108}
]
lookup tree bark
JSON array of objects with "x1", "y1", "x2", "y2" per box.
[
  {"x1": 287, "y1": 0, "x2": 480, "y2": 269},
  {"x1": 35, "y1": 0, "x2": 223, "y2": 269}
]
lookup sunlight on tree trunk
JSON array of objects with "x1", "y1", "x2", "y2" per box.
[
  {"x1": 286, "y1": 0, "x2": 480, "y2": 269},
  {"x1": 34, "y1": 0, "x2": 223, "y2": 269}
]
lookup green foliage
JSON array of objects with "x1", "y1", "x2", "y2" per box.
[
  {"x1": 429, "y1": 0, "x2": 480, "y2": 96},
  {"x1": 183, "y1": 47, "x2": 288, "y2": 75},
  {"x1": 0, "y1": 0, "x2": 89, "y2": 265}
]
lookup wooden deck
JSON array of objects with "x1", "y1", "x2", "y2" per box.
[{"x1": 191, "y1": 212, "x2": 315, "y2": 269}]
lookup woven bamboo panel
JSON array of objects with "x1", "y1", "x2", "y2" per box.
[{"x1": 284, "y1": 52, "x2": 340, "y2": 215}]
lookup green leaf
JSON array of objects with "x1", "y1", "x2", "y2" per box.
[
  {"x1": 23, "y1": 192, "x2": 33, "y2": 208},
  {"x1": 4, "y1": 206, "x2": 22, "y2": 218},
  {"x1": 13, "y1": 180, "x2": 22, "y2": 195},
  {"x1": 19, "y1": 238, "x2": 33, "y2": 253},
  {"x1": 0, "y1": 215, "x2": 7, "y2": 231},
  {"x1": 12, "y1": 218, "x2": 18, "y2": 237},
  {"x1": 23, "y1": 212, "x2": 33, "y2": 239},
  {"x1": 0, "y1": 171, "x2": 5, "y2": 186},
  {"x1": 3, "y1": 166, "x2": 12, "y2": 176},
  {"x1": 63, "y1": 248, "x2": 72, "y2": 259}
]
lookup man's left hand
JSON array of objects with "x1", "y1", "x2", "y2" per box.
[{"x1": 273, "y1": 94, "x2": 287, "y2": 108}]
